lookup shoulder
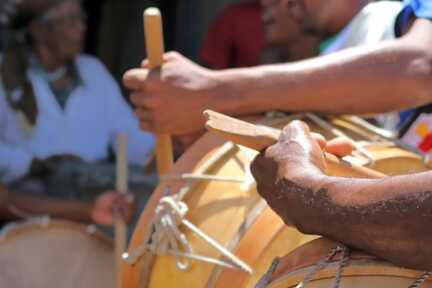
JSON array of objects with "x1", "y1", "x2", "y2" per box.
[
  {"x1": 350, "y1": 1, "x2": 404, "y2": 37},
  {"x1": 75, "y1": 54, "x2": 109, "y2": 74},
  {"x1": 360, "y1": 1, "x2": 404, "y2": 18},
  {"x1": 75, "y1": 54, "x2": 118, "y2": 87}
]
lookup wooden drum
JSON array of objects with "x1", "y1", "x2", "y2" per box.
[
  {"x1": 121, "y1": 114, "x2": 429, "y2": 288},
  {"x1": 0, "y1": 218, "x2": 115, "y2": 288},
  {"x1": 258, "y1": 238, "x2": 431, "y2": 288}
]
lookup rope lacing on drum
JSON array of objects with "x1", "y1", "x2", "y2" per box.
[
  {"x1": 254, "y1": 257, "x2": 281, "y2": 288},
  {"x1": 295, "y1": 244, "x2": 350, "y2": 288},
  {"x1": 408, "y1": 272, "x2": 432, "y2": 288},
  {"x1": 122, "y1": 194, "x2": 252, "y2": 273}
]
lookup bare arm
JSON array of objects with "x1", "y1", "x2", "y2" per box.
[
  {"x1": 0, "y1": 188, "x2": 93, "y2": 222},
  {"x1": 251, "y1": 121, "x2": 432, "y2": 270},
  {"x1": 219, "y1": 18, "x2": 432, "y2": 116},
  {"x1": 0, "y1": 186, "x2": 135, "y2": 226},
  {"x1": 277, "y1": 173, "x2": 432, "y2": 270},
  {"x1": 124, "y1": 18, "x2": 432, "y2": 135}
]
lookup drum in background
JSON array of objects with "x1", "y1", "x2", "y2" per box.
[
  {"x1": 121, "y1": 114, "x2": 430, "y2": 288},
  {"x1": 258, "y1": 238, "x2": 431, "y2": 288},
  {"x1": 0, "y1": 218, "x2": 115, "y2": 288}
]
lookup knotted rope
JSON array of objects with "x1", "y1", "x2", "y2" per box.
[{"x1": 123, "y1": 196, "x2": 252, "y2": 273}]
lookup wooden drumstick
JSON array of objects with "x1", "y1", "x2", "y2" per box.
[
  {"x1": 144, "y1": 8, "x2": 174, "y2": 175},
  {"x1": 203, "y1": 110, "x2": 386, "y2": 179},
  {"x1": 115, "y1": 133, "x2": 128, "y2": 288}
]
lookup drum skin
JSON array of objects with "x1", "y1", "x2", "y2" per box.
[
  {"x1": 0, "y1": 219, "x2": 114, "y2": 288},
  {"x1": 122, "y1": 116, "x2": 428, "y2": 288},
  {"x1": 264, "y1": 238, "x2": 431, "y2": 288}
]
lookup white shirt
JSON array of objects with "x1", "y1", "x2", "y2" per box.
[
  {"x1": 322, "y1": 2, "x2": 403, "y2": 55},
  {"x1": 0, "y1": 80, "x2": 32, "y2": 184},
  {"x1": 0, "y1": 54, "x2": 155, "y2": 183},
  {"x1": 321, "y1": 1, "x2": 404, "y2": 131}
]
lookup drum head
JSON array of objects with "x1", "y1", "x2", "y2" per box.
[
  {"x1": 0, "y1": 219, "x2": 114, "y2": 288},
  {"x1": 264, "y1": 238, "x2": 431, "y2": 288}
]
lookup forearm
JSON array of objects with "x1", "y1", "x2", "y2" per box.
[
  {"x1": 215, "y1": 28, "x2": 431, "y2": 116},
  {"x1": 2, "y1": 194, "x2": 93, "y2": 223},
  {"x1": 295, "y1": 172, "x2": 432, "y2": 270}
]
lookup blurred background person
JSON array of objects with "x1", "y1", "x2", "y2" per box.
[
  {"x1": 0, "y1": 0, "x2": 155, "y2": 230},
  {"x1": 200, "y1": 0, "x2": 265, "y2": 69},
  {"x1": 260, "y1": 0, "x2": 320, "y2": 63}
]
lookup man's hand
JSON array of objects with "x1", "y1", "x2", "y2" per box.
[
  {"x1": 251, "y1": 120, "x2": 352, "y2": 228},
  {"x1": 90, "y1": 192, "x2": 135, "y2": 226},
  {"x1": 123, "y1": 52, "x2": 221, "y2": 135}
]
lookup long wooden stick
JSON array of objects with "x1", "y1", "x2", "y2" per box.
[
  {"x1": 144, "y1": 8, "x2": 174, "y2": 175},
  {"x1": 204, "y1": 110, "x2": 386, "y2": 179},
  {"x1": 115, "y1": 133, "x2": 128, "y2": 288}
]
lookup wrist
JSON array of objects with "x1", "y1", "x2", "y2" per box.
[
  {"x1": 281, "y1": 167, "x2": 336, "y2": 235},
  {"x1": 209, "y1": 68, "x2": 263, "y2": 115}
]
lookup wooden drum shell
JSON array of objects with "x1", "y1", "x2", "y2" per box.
[{"x1": 122, "y1": 115, "x2": 428, "y2": 288}]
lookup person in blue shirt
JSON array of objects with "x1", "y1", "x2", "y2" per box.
[{"x1": 124, "y1": 0, "x2": 432, "y2": 270}]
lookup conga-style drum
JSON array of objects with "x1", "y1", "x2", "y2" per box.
[
  {"x1": 121, "y1": 114, "x2": 429, "y2": 288},
  {"x1": 0, "y1": 218, "x2": 115, "y2": 288},
  {"x1": 257, "y1": 238, "x2": 431, "y2": 288}
]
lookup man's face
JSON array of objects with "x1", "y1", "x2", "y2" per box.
[
  {"x1": 36, "y1": 0, "x2": 86, "y2": 62},
  {"x1": 261, "y1": 0, "x2": 320, "y2": 44},
  {"x1": 261, "y1": 0, "x2": 303, "y2": 45}
]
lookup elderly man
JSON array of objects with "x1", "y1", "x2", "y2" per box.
[
  {"x1": 0, "y1": 0, "x2": 154, "y2": 224},
  {"x1": 0, "y1": 0, "x2": 155, "y2": 183},
  {"x1": 0, "y1": 0, "x2": 156, "y2": 199}
]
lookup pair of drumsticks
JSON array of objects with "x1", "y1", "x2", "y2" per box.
[{"x1": 115, "y1": 7, "x2": 385, "y2": 288}]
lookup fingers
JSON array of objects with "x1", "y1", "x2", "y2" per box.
[
  {"x1": 128, "y1": 51, "x2": 183, "y2": 89},
  {"x1": 325, "y1": 137, "x2": 354, "y2": 157},
  {"x1": 280, "y1": 120, "x2": 310, "y2": 140},
  {"x1": 311, "y1": 132, "x2": 326, "y2": 150},
  {"x1": 140, "y1": 51, "x2": 180, "y2": 67},
  {"x1": 114, "y1": 193, "x2": 136, "y2": 224},
  {"x1": 281, "y1": 121, "x2": 353, "y2": 157},
  {"x1": 123, "y1": 68, "x2": 150, "y2": 90},
  {"x1": 130, "y1": 90, "x2": 161, "y2": 108},
  {"x1": 134, "y1": 108, "x2": 153, "y2": 129},
  {"x1": 141, "y1": 59, "x2": 150, "y2": 68}
]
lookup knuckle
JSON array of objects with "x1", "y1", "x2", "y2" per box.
[
  {"x1": 143, "y1": 97, "x2": 160, "y2": 109},
  {"x1": 166, "y1": 51, "x2": 179, "y2": 58},
  {"x1": 130, "y1": 93, "x2": 145, "y2": 106}
]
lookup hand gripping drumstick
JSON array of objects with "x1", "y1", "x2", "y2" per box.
[
  {"x1": 115, "y1": 134, "x2": 128, "y2": 288},
  {"x1": 144, "y1": 8, "x2": 174, "y2": 175},
  {"x1": 203, "y1": 110, "x2": 385, "y2": 179}
]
